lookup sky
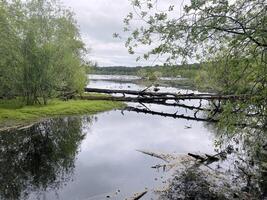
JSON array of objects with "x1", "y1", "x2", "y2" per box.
[
  {"x1": 60, "y1": 0, "x2": 189, "y2": 67},
  {"x1": 60, "y1": 0, "x2": 148, "y2": 67}
]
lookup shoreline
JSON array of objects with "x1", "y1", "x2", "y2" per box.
[
  {"x1": 89, "y1": 76, "x2": 215, "y2": 93},
  {"x1": 0, "y1": 99, "x2": 125, "y2": 131}
]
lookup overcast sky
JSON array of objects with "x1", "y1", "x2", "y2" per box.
[{"x1": 60, "y1": 0, "x2": 150, "y2": 67}]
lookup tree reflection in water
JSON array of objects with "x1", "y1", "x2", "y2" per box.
[{"x1": 0, "y1": 116, "x2": 91, "y2": 200}]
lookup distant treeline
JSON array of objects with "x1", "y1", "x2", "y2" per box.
[{"x1": 91, "y1": 64, "x2": 201, "y2": 79}]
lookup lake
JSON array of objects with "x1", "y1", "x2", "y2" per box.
[{"x1": 0, "y1": 75, "x2": 264, "y2": 200}]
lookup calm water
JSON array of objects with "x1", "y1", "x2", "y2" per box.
[{"x1": 0, "y1": 75, "x2": 216, "y2": 200}]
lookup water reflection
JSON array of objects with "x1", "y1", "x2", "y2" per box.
[
  {"x1": 157, "y1": 120, "x2": 267, "y2": 199},
  {"x1": 1, "y1": 75, "x2": 265, "y2": 199},
  {"x1": 0, "y1": 105, "x2": 215, "y2": 199},
  {"x1": 0, "y1": 117, "x2": 90, "y2": 200}
]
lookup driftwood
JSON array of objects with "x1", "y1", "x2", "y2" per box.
[{"x1": 137, "y1": 150, "x2": 176, "y2": 163}]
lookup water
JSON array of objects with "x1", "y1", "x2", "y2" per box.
[
  {"x1": 0, "y1": 75, "x2": 217, "y2": 200},
  {"x1": 88, "y1": 75, "x2": 186, "y2": 82}
]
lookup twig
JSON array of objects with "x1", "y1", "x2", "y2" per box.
[{"x1": 128, "y1": 191, "x2": 148, "y2": 200}]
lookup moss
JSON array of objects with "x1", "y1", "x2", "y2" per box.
[{"x1": 0, "y1": 98, "x2": 125, "y2": 128}]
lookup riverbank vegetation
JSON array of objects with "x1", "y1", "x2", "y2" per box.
[
  {"x1": 0, "y1": 0, "x2": 86, "y2": 105},
  {"x1": 0, "y1": 0, "x2": 126, "y2": 127},
  {"x1": 91, "y1": 64, "x2": 200, "y2": 78},
  {"x1": 117, "y1": 0, "x2": 266, "y2": 128},
  {"x1": 0, "y1": 98, "x2": 124, "y2": 129},
  {"x1": 115, "y1": 1, "x2": 266, "y2": 198},
  {"x1": 91, "y1": 64, "x2": 204, "y2": 89}
]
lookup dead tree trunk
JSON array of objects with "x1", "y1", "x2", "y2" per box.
[
  {"x1": 81, "y1": 96, "x2": 210, "y2": 111},
  {"x1": 84, "y1": 88, "x2": 252, "y2": 101},
  {"x1": 124, "y1": 106, "x2": 218, "y2": 122}
]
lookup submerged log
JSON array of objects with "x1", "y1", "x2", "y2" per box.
[
  {"x1": 128, "y1": 191, "x2": 148, "y2": 200},
  {"x1": 137, "y1": 150, "x2": 176, "y2": 163},
  {"x1": 188, "y1": 153, "x2": 206, "y2": 162},
  {"x1": 205, "y1": 154, "x2": 220, "y2": 162},
  {"x1": 188, "y1": 147, "x2": 233, "y2": 164}
]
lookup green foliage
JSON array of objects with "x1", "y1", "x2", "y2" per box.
[
  {"x1": 137, "y1": 68, "x2": 162, "y2": 81},
  {"x1": 121, "y1": 0, "x2": 266, "y2": 94},
  {"x1": 136, "y1": 68, "x2": 147, "y2": 79},
  {"x1": 0, "y1": 0, "x2": 87, "y2": 104},
  {"x1": 0, "y1": 4, "x2": 22, "y2": 98},
  {"x1": 92, "y1": 64, "x2": 200, "y2": 78},
  {"x1": 84, "y1": 61, "x2": 98, "y2": 74},
  {"x1": 120, "y1": 0, "x2": 267, "y2": 131},
  {"x1": 0, "y1": 98, "x2": 124, "y2": 128}
]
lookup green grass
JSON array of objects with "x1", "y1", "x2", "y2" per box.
[{"x1": 0, "y1": 98, "x2": 125, "y2": 128}]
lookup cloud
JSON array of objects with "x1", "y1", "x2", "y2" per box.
[
  {"x1": 61, "y1": 0, "x2": 186, "y2": 67},
  {"x1": 61, "y1": 0, "x2": 140, "y2": 66}
]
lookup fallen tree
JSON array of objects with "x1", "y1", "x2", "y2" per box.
[
  {"x1": 83, "y1": 88, "x2": 264, "y2": 128},
  {"x1": 81, "y1": 95, "x2": 210, "y2": 111},
  {"x1": 124, "y1": 106, "x2": 218, "y2": 122},
  {"x1": 84, "y1": 88, "x2": 251, "y2": 101}
]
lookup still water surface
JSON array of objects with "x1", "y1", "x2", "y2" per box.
[{"x1": 0, "y1": 75, "x2": 216, "y2": 200}]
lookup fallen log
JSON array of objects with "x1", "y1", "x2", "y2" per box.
[
  {"x1": 84, "y1": 88, "x2": 251, "y2": 101},
  {"x1": 188, "y1": 153, "x2": 206, "y2": 162},
  {"x1": 125, "y1": 107, "x2": 261, "y2": 128},
  {"x1": 125, "y1": 106, "x2": 218, "y2": 122},
  {"x1": 81, "y1": 96, "x2": 210, "y2": 111},
  {"x1": 85, "y1": 87, "x2": 215, "y2": 97}
]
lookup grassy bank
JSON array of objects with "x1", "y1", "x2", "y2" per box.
[{"x1": 0, "y1": 98, "x2": 125, "y2": 129}]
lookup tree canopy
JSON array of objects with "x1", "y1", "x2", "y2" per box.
[
  {"x1": 0, "y1": 0, "x2": 87, "y2": 104},
  {"x1": 119, "y1": 0, "x2": 266, "y2": 94}
]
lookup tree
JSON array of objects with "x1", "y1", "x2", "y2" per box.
[
  {"x1": 117, "y1": 0, "x2": 267, "y2": 131},
  {"x1": 0, "y1": 0, "x2": 87, "y2": 104},
  {"x1": 119, "y1": 0, "x2": 266, "y2": 94},
  {"x1": 0, "y1": 3, "x2": 22, "y2": 98}
]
